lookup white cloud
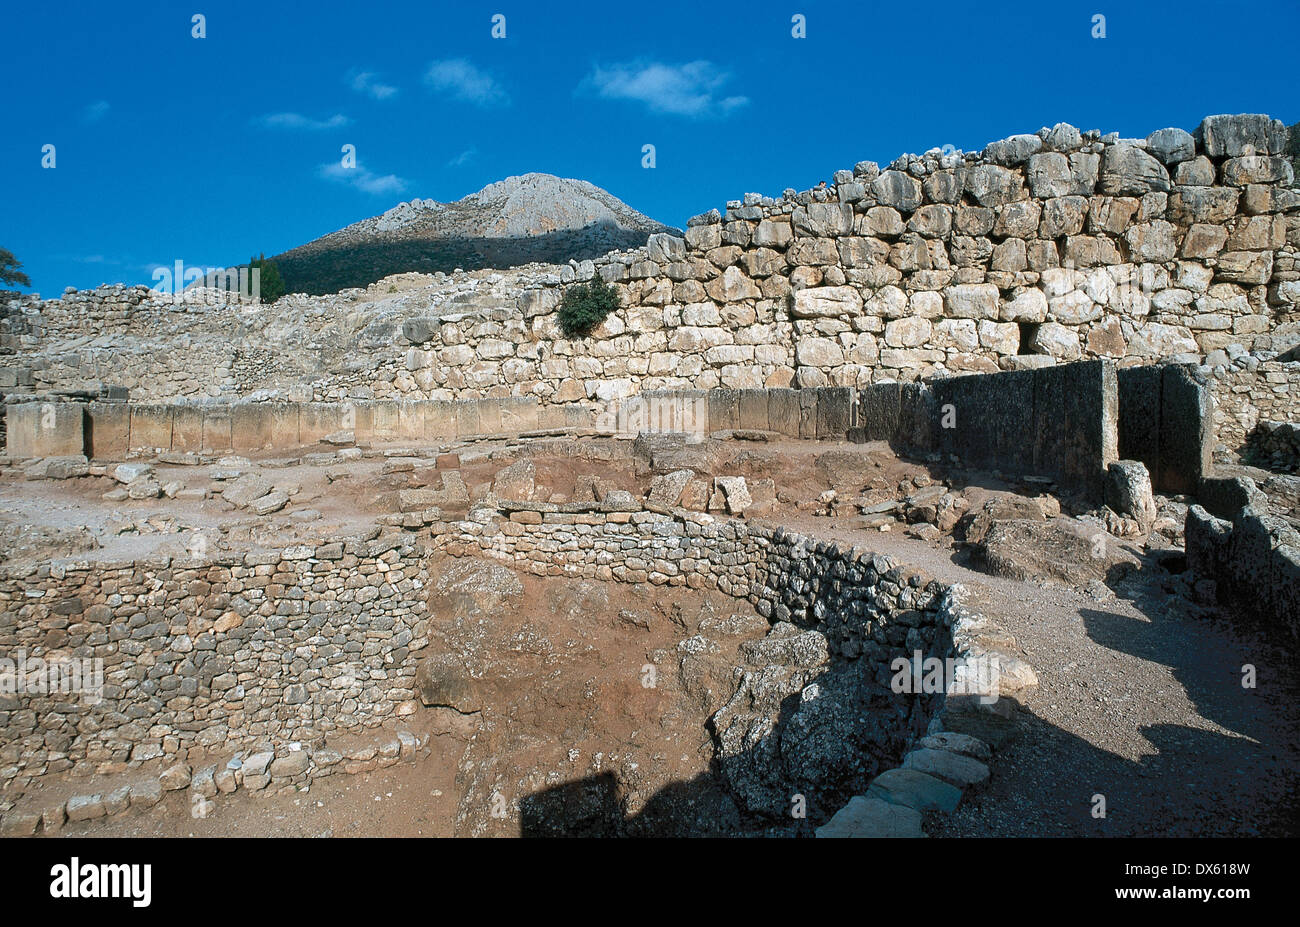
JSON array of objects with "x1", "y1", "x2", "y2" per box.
[
  {"x1": 424, "y1": 59, "x2": 508, "y2": 106},
  {"x1": 348, "y1": 69, "x2": 399, "y2": 101},
  {"x1": 83, "y1": 100, "x2": 110, "y2": 123},
  {"x1": 583, "y1": 61, "x2": 748, "y2": 117},
  {"x1": 257, "y1": 112, "x2": 351, "y2": 131},
  {"x1": 318, "y1": 160, "x2": 408, "y2": 197},
  {"x1": 447, "y1": 147, "x2": 477, "y2": 167}
]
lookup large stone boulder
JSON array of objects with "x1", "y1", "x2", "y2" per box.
[
  {"x1": 415, "y1": 653, "x2": 482, "y2": 713},
  {"x1": 1196, "y1": 113, "x2": 1288, "y2": 157},
  {"x1": 491, "y1": 460, "x2": 536, "y2": 502},
  {"x1": 1105, "y1": 460, "x2": 1157, "y2": 534},
  {"x1": 1098, "y1": 144, "x2": 1171, "y2": 195},
  {"x1": 968, "y1": 515, "x2": 1140, "y2": 587},
  {"x1": 431, "y1": 558, "x2": 525, "y2": 621}
]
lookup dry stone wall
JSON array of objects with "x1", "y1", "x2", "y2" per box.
[
  {"x1": 1208, "y1": 358, "x2": 1300, "y2": 455},
  {"x1": 4, "y1": 114, "x2": 1298, "y2": 413},
  {"x1": 434, "y1": 503, "x2": 955, "y2": 703},
  {"x1": 0, "y1": 534, "x2": 430, "y2": 787}
]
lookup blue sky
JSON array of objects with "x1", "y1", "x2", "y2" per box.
[{"x1": 2, "y1": 0, "x2": 1297, "y2": 295}]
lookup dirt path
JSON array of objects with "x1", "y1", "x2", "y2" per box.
[{"x1": 773, "y1": 514, "x2": 1300, "y2": 837}]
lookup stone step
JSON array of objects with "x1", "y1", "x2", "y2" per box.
[
  {"x1": 867, "y1": 767, "x2": 963, "y2": 812},
  {"x1": 815, "y1": 795, "x2": 925, "y2": 838},
  {"x1": 918, "y1": 731, "x2": 993, "y2": 761},
  {"x1": 902, "y1": 748, "x2": 991, "y2": 789}
]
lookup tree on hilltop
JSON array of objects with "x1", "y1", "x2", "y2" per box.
[
  {"x1": 249, "y1": 253, "x2": 286, "y2": 303},
  {"x1": 0, "y1": 248, "x2": 31, "y2": 288}
]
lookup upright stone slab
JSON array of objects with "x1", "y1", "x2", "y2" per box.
[
  {"x1": 300, "y1": 403, "x2": 346, "y2": 445},
  {"x1": 474, "y1": 398, "x2": 504, "y2": 436},
  {"x1": 454, "y1": 399, "x2": 483, "y2": 437},
  {"x1": 424, "y1": 401, "x2": 459, "y2": 438},
  {"x1": 797, "y1": 389, "x2": 819, "y2": 439},
  {"x1": 1274, "y1": 546, "x2": 1300, "y2": 637},
  {"x1": 1159, "y1": 365, "x2": 1212, "y2": 495},
  {"x1": 396, "y1": 400, "x2": 427, "y2": 440},
  {"x1": 171, "y1": 406, "x2": 204, "y2": 452},
  {"x1": 766, "y1": 389, "x2": 800, "y2": 437},
  {"x1": 4, "y1": 402, "x2": 86, "y2": 458},
  {"x1": 499, "y1": 397, "x2": 539, "y2": 435},
  {"x1": 898, "y1": 383, "x2": 935, "y2": 452},
  {"x1": 1117, "y1": 364, "x2": 1163, "y2": 483},
  {"x1": 266, "y1": 402, "x2": 300, "y2": 448},
  {"x1": 930, "y1": 368, "x2": 1035, "y2": 472},
  {"x1": 815, "y1": 387, "x2": 856, "y2": 438},
  {"x1": 737, "y1": 389, "x2": 770, "y2": 432},
  {"x1": 1042, "y1": 359, "x2": 1117, "y2": 501},
  {"x1": 129, "y1": 403, "x2": 174, "y2": 452},
  {"x1": 708, "y1": 388, "x2": 741, "y2": 433},
  {"x1": 86, "y1": 402, "x2": 129, "y2": 459},
  {"x1": 367, "y1": 401, "x2": 401, "y2": 442},
  {"x1": 202, "y1": 407, "x2": 233, "y2": 452},
  {"x1": 230, "y1": 403, "x2": 263, "y2": 451},
  {"x1": 858, "y1": 383, "x2": 902, "y2": 443},
  {"x1": 1227, "y1": 512, "x2": 1280, "y2": 617},
  {"x1": 563, "y1": 404, "x2": 597, "y2": 430}
]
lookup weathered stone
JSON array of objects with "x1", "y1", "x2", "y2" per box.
[
  {"x1": 815, "y1": 795, "x2": 923, "y2": 838},
  {"x1": 1098, "y1": 145, "x2": 1171, "y2": 196}
]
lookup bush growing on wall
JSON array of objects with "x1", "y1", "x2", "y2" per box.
[{"x1": 557, "y1": 275, "x2": 620, "y2": 338}]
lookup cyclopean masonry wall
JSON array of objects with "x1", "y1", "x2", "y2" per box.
[{"x1": 4, "y1": 113, "x2": 1298, "y2": 410}]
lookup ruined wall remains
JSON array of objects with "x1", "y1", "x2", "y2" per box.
[
  {"x1": 0, "y1": 535, "x2": 431, "y2": 786},
  {"x1": 0, "y1": 496, "x2": 973, "y2": 790},
  {"x1": 4, "y1": 114, "x2": 1298, "y2": 410},
  {"x1": 1207, "y1": 358, "x2": 1300, "y2": 456},
  {"x1": 434, "y1": 504, "x2": 955, "y2": 708},
  {"x1": 1186, "y1": 494, "x2": 1300, "y2": 637}
]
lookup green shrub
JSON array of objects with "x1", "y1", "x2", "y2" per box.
[
  {"x1": 556, "y1": 276, "x2": 620, "y2": 338},
  {"x1": 249, "y1": 253, "x2": 286, "y2": 303}
]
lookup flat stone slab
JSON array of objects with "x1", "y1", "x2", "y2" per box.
[
  {"x1": 940, "y1": 710, "x2": 1020, "y2": 749},
  {"x1": 65, "y1": 794, "x2": 106, "y2": 822},
  {"x1": 918, "y1": 731, "x2": 993, "y2": 761},
  {"x1": 902, "y1": 748, "x2": 990, "y2": 788},
  {"x1": 815, "y1": 796, "x2": 925, "y2": 838},
  {"x1": 868, "y1": 767, "x2": 963, "y2": 812}
]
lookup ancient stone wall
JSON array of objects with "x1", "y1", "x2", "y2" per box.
[
  {"x1": 0, "y1": 534, "x2": 431, "y2": 786},
  {"x1": 0, "y1": 494, "x2": 978, "y2": 794},
  {"x1": 1207, "y1": 358, "x2": 1300, "y2": 456},
  {"x1": 1186, "y1": 496, "x2": 1300, "y2": 638},
  {"x1": 434, "y1": 503, "x2": 955, "y2": 701},
  {"x1": 4, "y1": 114, "x2": 1298, "y2": 408},
  {"x1": 857, "y1": 360, "x2": 1122, "y2": 498}
]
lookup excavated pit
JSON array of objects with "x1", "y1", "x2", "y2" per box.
[{"x1": 417, "y1": 555, "x2": 933, "y2": 837}]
